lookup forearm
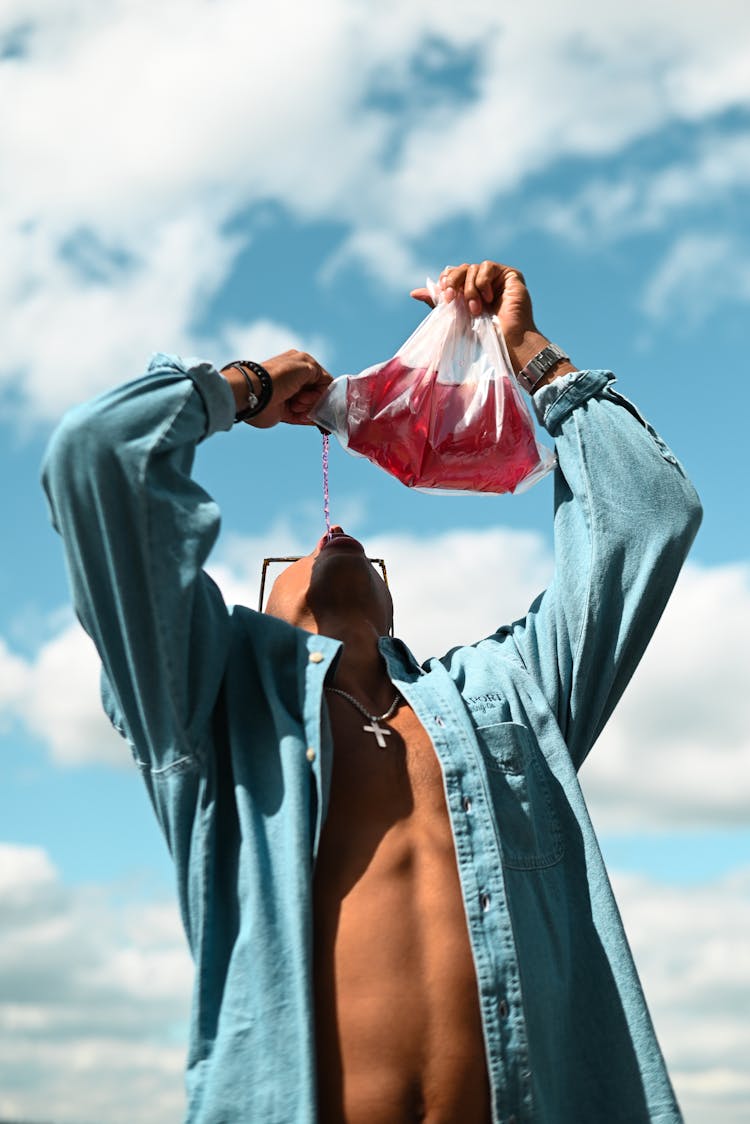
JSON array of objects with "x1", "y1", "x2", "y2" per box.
[{"x1": 42, "y1": 356, "x2": 235, "y2": 763}]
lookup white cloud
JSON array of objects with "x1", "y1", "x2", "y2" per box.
[
  {"x1": 206, "y1": 517, "x2": 321, "y2": 612},
  {"x1": 1, "y1": 0, "x2": 749, "y2": 423},
  {"x1": 641, "y1": 232, "x2": 750, "y2": 325},
  {"x1": 219, "y1": 319, "x2": 331, "y2": 372},
  {"x1": 613, "y1": 866, "x2": 750, "y2": 1124},
  {"x1": 318, "y1": 228, "x2": 434, "y2": 295},
  {"x1": 0, "y1": 842, "x2": 191, "y2": 1124},
  {"x1": 368, "y1": 525, "x2": 553, "y2": 657},
  {"x1": 1, "y1": 617, "x2": 126, "y2": 767},
  {"x1": 368, "y1": 0, "x2": 750, "y2": 236},
  {"x1": 0, "y1": 207, "x2": 328, "y2": 427},
  {"x1": 0, "y1": 637, "x2": 28, "y2": 715},
  {"x1": 533, "y1": 129, "x2": 750, "y2": 245},
  {"x1": 582, "y1": 561, "x2": 750, "y2": 829},
  {"x1": 2, "y1": 213, "x2": 242, "y2": 426},
  {"x1": 0, "y1": 842, "x2": 57, "y2": 900}
]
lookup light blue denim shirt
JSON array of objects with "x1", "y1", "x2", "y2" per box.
[{"x1": 42, "y1": 356, "x2": 702, "y2": 1124}]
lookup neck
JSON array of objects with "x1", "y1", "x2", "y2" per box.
[{"x1": 317, "y1": 616, "x2": 394, "y2": 712}]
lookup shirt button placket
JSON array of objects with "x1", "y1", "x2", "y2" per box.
[{"x1": 306, "y1": 652, "x2": 325, "y2": 763}]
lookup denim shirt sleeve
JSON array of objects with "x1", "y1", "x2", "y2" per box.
[
  {"x1": 41, "y1": 354, "x2": 236, "y2": 771},
  {"x1": 504, "y1": 369, "x2": 702, "y2": 770}
]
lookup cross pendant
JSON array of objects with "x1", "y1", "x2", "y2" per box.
[{"x1": 362, "y1": 720, "x2": 392, "y2": 748}]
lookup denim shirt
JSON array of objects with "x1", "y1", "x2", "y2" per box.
[{"x1": 42, "y1": 356, "x2": 702, "y2": 1124}]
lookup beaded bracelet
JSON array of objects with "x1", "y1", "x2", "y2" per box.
[{"x1": 221, "y1": 360, "x2": 273, "y2": 422}]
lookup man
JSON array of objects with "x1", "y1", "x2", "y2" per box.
[{"x1": 42, "y1": 261, "x2": 701, "y2": 1123}]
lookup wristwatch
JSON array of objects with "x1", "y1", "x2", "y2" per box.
[{"x1": 516, "y1": 343, "x2": 569, "y2": 394}]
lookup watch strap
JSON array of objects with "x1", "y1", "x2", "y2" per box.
[{"x1": 516, "y1": 343, "x2": 569, "y2": 394}]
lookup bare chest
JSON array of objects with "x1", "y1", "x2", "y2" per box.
[
  {"x1": 313, "y1": 695, "x2": 491, "y2": 1124},
  {"x1": 315, "y1": 697, "x2": 455, "y2": 903}
]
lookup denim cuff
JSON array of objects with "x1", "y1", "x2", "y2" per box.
[
  {"x1": 532, "y1": 370, "x2": 615, "y2": 437},
  {"x1": 147, "y1": 353, "x2": 236, "y2": 437}
]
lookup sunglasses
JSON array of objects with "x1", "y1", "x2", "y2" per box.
[{"x1": 258, "y1": 556, "x2": 390, "y2": 612}]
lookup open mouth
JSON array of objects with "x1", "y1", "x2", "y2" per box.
[{"x1": 317, "y1": 529, "x2": 365, "y2": 554}]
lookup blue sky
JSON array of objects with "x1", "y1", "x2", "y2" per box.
[{"x1": 1, "y1": 1, "x2": 749, "y2": 1120}]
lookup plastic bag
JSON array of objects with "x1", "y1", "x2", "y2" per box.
[{"x1": 310, "y1": 283, "x2": 555, "y2": 494}]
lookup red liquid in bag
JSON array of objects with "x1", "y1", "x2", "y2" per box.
[{"x1": 346, "y1": 357, "x2": 542, "y2": 493}]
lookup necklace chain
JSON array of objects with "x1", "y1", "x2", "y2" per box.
[{"x1": 325, "y1": 686, "x2": 401, "y2": 723}]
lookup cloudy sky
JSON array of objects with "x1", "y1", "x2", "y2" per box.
[{"x1": 1, "y1": 0, "x2": 749, "y2": 1120}]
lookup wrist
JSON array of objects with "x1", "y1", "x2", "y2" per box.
[
  {"x1": 511, "y1": 332, "x2": 577, "y2": 391},
  {"x1": 508, "y1": 329, "x2": 550, "y2": 372},
  {"x1": 222, "y1": 364, "x2": 259, "y2": 416},
  {"x1": 221, "y1": 361, "x2": 273, "y2": 422}
]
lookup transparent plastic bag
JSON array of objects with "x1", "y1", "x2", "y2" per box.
[{"x1": 310, "y1": 282, "x2": 555, "y2": 494}]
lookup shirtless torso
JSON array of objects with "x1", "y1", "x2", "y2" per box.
[{"x1": 313, "y1": 694, "x2": 492, "y2": 1124}]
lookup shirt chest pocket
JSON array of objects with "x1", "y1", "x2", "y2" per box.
[{"x1": 474, "y1": 721, "x2": 564, "y2": 870}]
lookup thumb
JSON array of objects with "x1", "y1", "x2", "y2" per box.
[{"x1": 410, "y1": 286, "x2": 436, "y2": 308}]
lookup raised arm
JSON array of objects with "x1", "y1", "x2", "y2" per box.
[
  {"x1": 510, "y1": 368, "x2": 701, "y2": 769},
  {"x1": 41, "y1": 350, "x2": 330, "y2": 773},
  {"x1": 419, "y1": 262, "x2": 703, "y2": 770}
]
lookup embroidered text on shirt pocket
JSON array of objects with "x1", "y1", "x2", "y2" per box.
[{"x1": 474, "y1": 721, "x2": 564, "y2": 870}]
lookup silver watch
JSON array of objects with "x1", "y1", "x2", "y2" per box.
[{"x1": 516, "y1": 343, "x2": 569, "y2": 394}]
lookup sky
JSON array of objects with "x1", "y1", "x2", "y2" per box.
[{"x1": 0, "y1": 0, "x2": 749, "y2": 1120}]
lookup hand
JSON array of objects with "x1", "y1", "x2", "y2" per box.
[
  {"x1": 225, "y1": 351, "x2": 332, "y2": 429},
  {"x1": 411, "y1": 261, "x2": 543, "y2": 373}
]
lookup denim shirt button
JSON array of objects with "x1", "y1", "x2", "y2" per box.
[
  {"x1": 462, "y1": 796, "x2": 473, "y2": 813},
  {"x1": 498, "y1": 998, "x2": 509, "y2": 1018},
  {"x1": 434, "y1": 715, "x2": 445, "y2": 727},
  {"x1": 481, "y1": 892, "x2": 491, "y2": 911},
  {"x1": 309, "y1": 651, "x2": 325, "y2": 664},
  {"x1": 306, "y1": 747, "x2": 316, "y2": 762}
]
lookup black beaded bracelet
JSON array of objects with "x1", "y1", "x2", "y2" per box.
[{"x1": 221, "y1": 360, "x2": 273, "y2": 422}]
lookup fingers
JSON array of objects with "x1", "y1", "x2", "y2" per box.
[
  {"x1": 413, "y1": 262, "x2": 513, "y2": 313},
  {"x1": 283, "y1": 354, "x2": 332, "y2": 426},
  {"x1": 438, "y1": 262, "x2": 490, "y2": 312},
  {"x1": 476, "y1": 260, "x2": 503, "y2": 305},
  {"x1": 287, "y1": 386, "x2": 327, "y2": 417},
  {"x1": 439, "y1": 263, "x2": 467, "y2": 304},
  {"x1": 435, "y1": 260, "x2": 525, "y2": 315},
  {"x1": 263, "y1": 350, "x2": 331, "y2": 389},
  {"x1": 463, "y1": 263, "x2": 482, "y2": 316},
  {"x1": 244, "y1": 350, "x2": 331, "y2": 428},
  {"x1": 284, "y1": 411, "x2": 318, "y2": 426}
]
